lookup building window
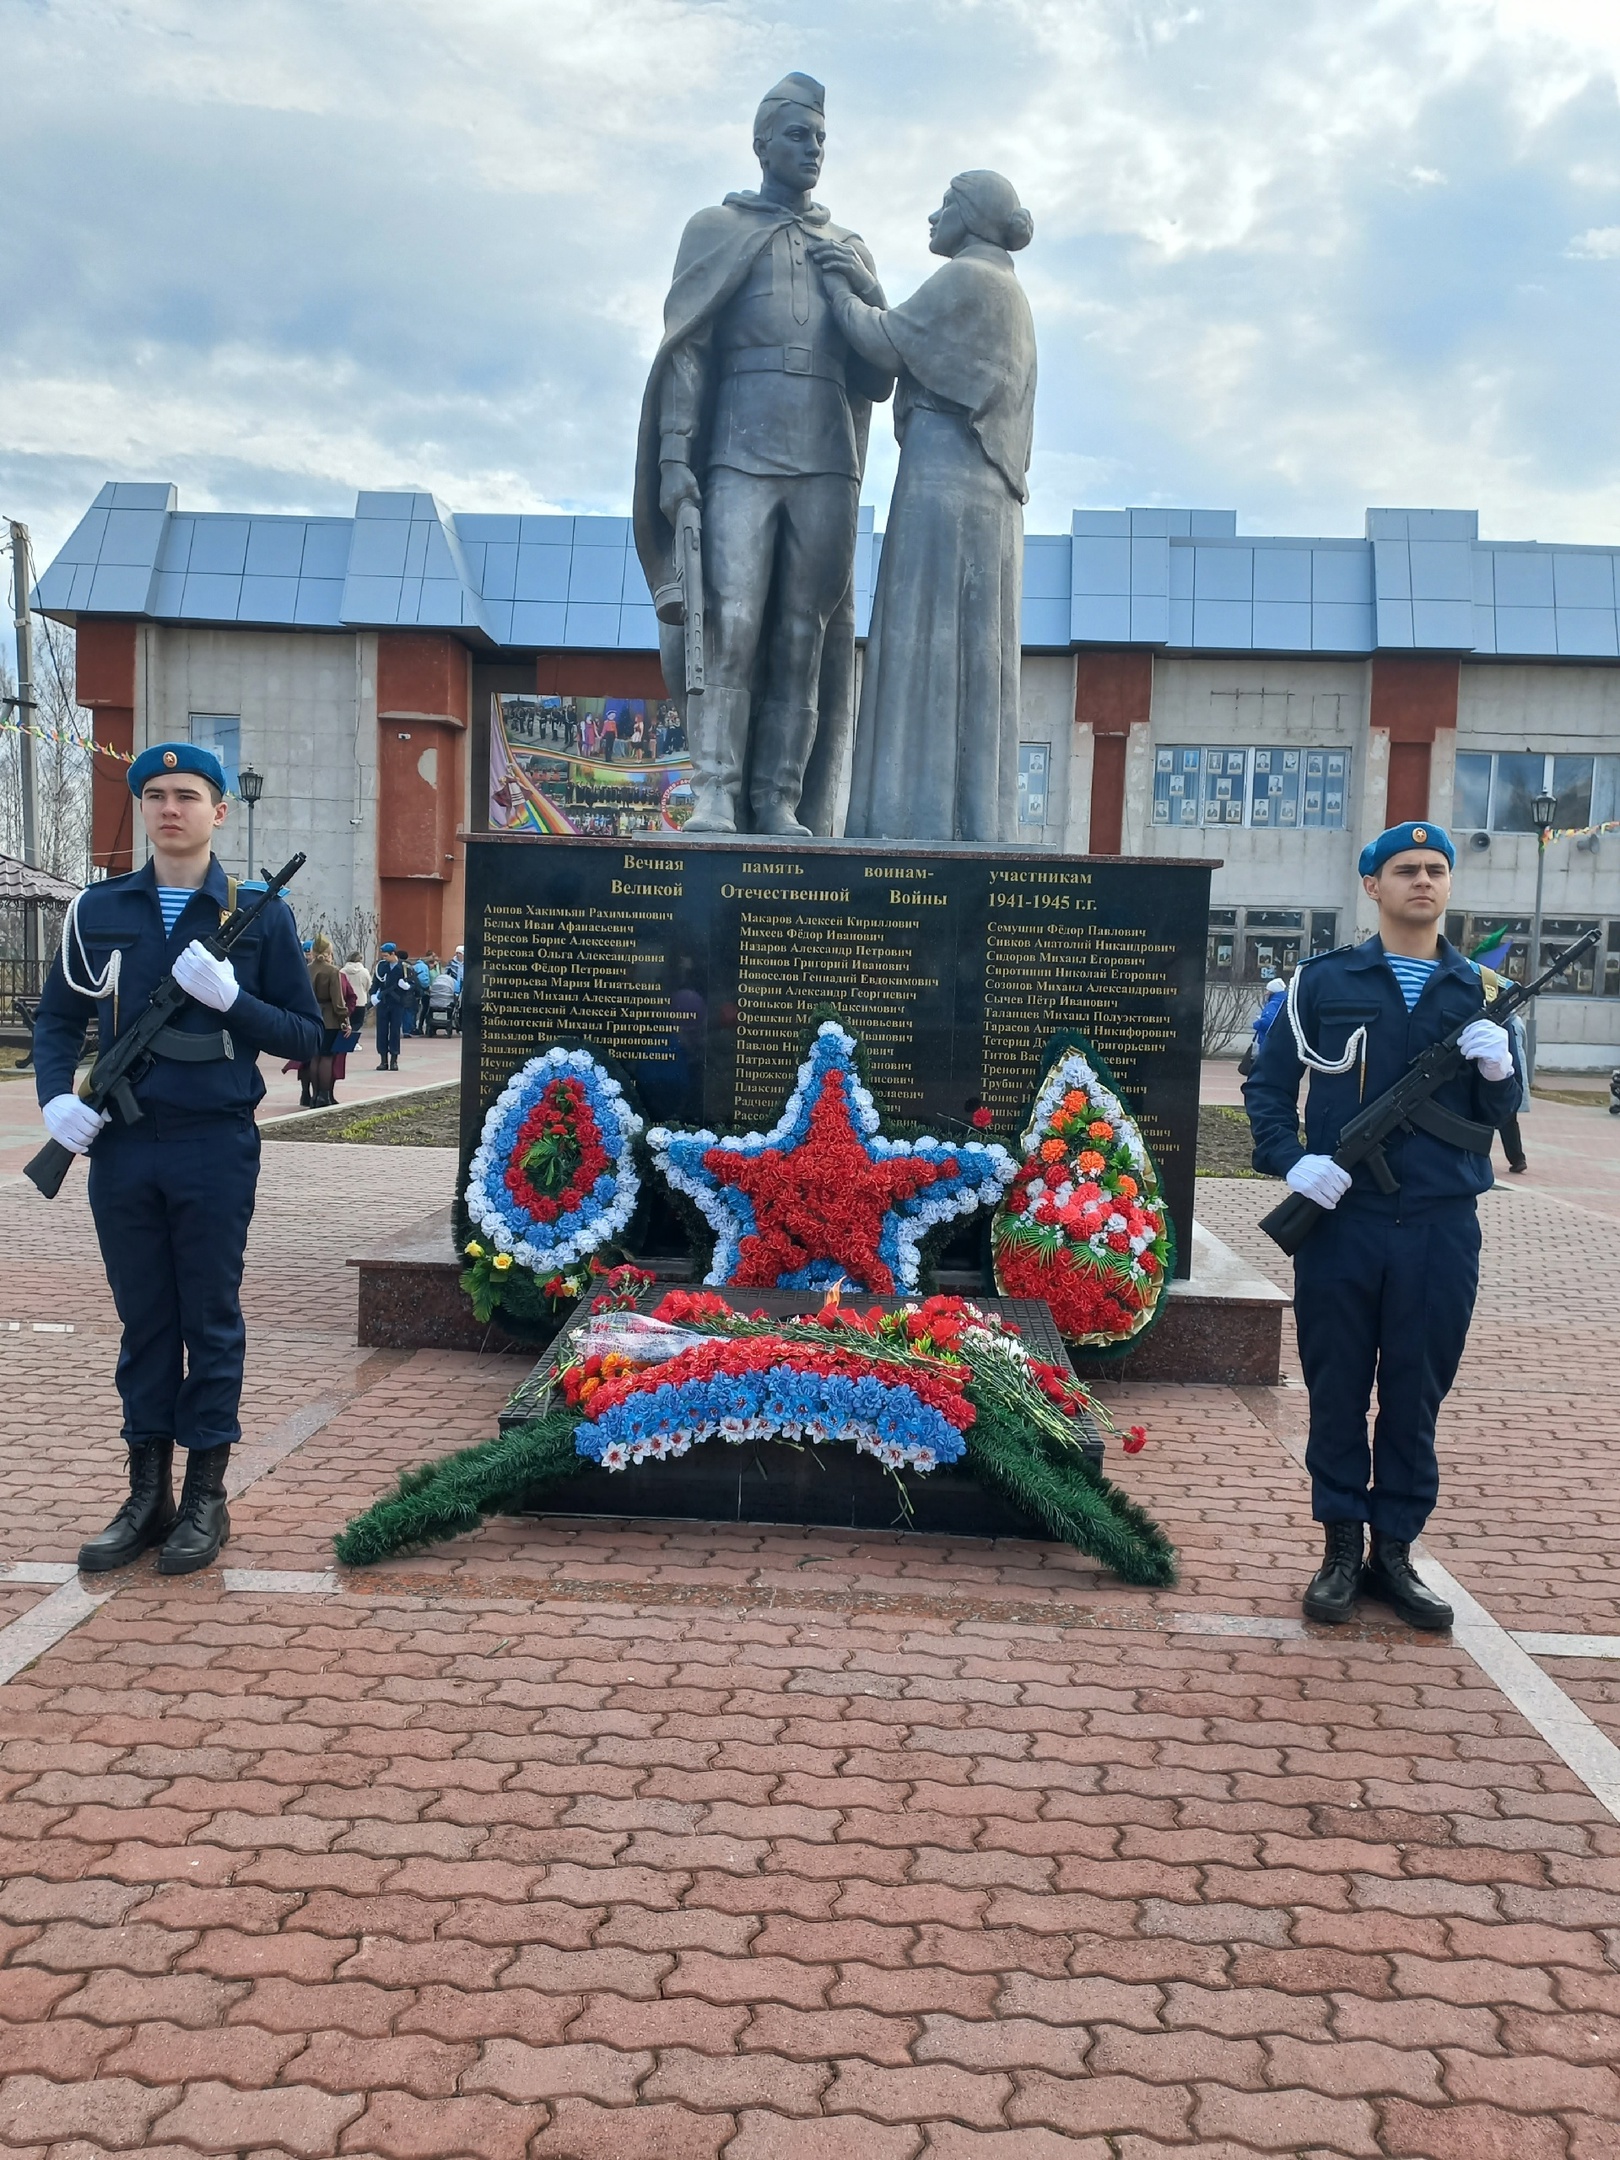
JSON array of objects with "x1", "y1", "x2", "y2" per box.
[
  {"x1": 1154, "y1": 746, "x2": 1349, "y2": 830},
  {"x1": 188, "y1": 714, "x2": 240, "y2": 795},
  {"x1": 1206, "y1": 908, "x2": 1238, "y2": 979},
  {"x1": 1205, "y1": 908, "x2": 1337, "y2": 981},
  {"x1": 1453, "y1": 751, "x2": 1618, "y2": 833},
  {"x1": 1017, "y1": 743, "x2": 1050, "y2": 828},
  {"x1": 1445, "y1": 912, "x2": 1606, "y2": 993}
]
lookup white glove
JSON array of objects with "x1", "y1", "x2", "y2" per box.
[
  {"x1": 1458, "y1": 1018, "x2": 1514, "y2": 1082},
  {"x1": 172, "y1": 940, "x2": 240, "y2": 1013},
  {"x1": 370, "y1": 993, "x2": 380, "y2": 1008},
  {"x1": 43, "y1": 1093, "x2": 110, "y2": 1155},
  {"x1": 1286, "y1": 1154, "x2": 1352, "y2": 1209}
]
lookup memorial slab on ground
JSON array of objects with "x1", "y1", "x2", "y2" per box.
[{"x1": 0, "y1": 1118, "x2": 1617, "y2": 2158}]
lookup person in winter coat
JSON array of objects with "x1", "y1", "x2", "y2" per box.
[{"x1": 305, "y1": 934, "x2": 350, "y2": 1107}]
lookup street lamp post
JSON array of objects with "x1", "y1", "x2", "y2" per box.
[
  {"x1": 237, "y1": 764, "x2": 264, "y2": 879},
  {"x1": 1525, "y1": 788, "x2": 1558, "y2": 1088}
]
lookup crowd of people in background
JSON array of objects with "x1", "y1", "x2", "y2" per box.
[
  {"x1": 503, "y1": 697, "x2": 687, "y2": 761},
  {"x1": 291, "y1": 939, "x2": 463, "y2": 1101}
]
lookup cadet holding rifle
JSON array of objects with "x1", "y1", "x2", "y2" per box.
[
  {"x1": 1244, "y1": 822, "x2": 1521, "y2": 1631},
  {"x1": 31, "y1": 744, "x2": 323, "y2": 1575}
]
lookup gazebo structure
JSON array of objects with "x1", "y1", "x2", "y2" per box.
[{"x1": 0, "y1": 852, "x2": 82, "y2": 1040}]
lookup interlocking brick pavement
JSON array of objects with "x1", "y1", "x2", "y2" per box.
[{"x1": 0, "y1": 1106, "x2": 1617, "y2": 2157}]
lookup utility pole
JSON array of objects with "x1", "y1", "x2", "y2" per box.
[
  {"x1": 6, "y1": 521, "x2": 40, "y2": 981},
  {"x1": 7, "y1": 522, "x2": 39, "y2": 869},
  {"x1": 1525, "y1": 789, "x2": 1558, "y2": 1089}
]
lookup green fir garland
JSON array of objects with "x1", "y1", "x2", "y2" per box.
[{"x1": 333, "y1": 1299, "x2": 1176, "y2": 1587}]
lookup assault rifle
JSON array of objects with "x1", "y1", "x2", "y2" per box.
[
  {"x1": 1258, "y1": 925, "x2": 1600, "y2": 1256},
  {"x1": 24, "y1": 853, "x2": 307, "y2": 1201},
  {"x1": 652, "y1": 498, "x2": 705, "y2": 698}
]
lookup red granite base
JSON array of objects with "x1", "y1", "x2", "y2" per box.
[{"x1": 349, "y1": 1210, "x2": 1286, "y2": 1383}]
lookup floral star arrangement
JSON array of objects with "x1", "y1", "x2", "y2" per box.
[
  {"x1": 992, "y1": 1040, "x2": 1175, "y2": 1350},
  {"x1": 334, "y1": 1288, "x2": 1175, "y2": 1586},
  {"x1": 648, "y1": 1022, "x2": 1015, "y2": 1294},
  {"x1": 461, "y1": 1048, "x2": 643, "y2": 1328}
]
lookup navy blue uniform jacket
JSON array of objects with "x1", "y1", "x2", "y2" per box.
[
  {"x1": 33, "y1": 856, "x2": 323, "y2": 1116},
  {"x1": 1243, "y1": 935, "x2": 1522, "y2": 1209}
]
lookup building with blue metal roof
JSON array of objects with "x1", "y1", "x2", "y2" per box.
[{"x1": 38, "y1": 483, "x2": 1620, "y2": 1066}]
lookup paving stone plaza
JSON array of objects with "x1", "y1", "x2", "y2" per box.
[{"x1": 0, "y1": 1059, "x2": 1614, "y2": 2160}]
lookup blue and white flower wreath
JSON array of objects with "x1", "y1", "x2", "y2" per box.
[
  {"x1": 465, "y1": 1047, "x2": 643, "y2": 1272},
  {"x1": 578, "y1": 1366, "x2": 969, "y2": 1475}
]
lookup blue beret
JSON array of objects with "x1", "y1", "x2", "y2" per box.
[
  {"x1": 1358, "y1": 820, "x2": 1455, "y2": 877},
  {"x1": 128, "y1": 742, "x2": 227, "y2": 797},
  {"x1": 380, "y1": 941, "x2": 397, "y2": 952}
]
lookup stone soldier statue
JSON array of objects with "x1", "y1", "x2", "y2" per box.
[{"x1": 632, "y1": 73, "x2": 893, "y2": 835}]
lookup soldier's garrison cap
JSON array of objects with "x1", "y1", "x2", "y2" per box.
[
  {"x1": 1358, "y1": 820, "x2": 1456, "y2": 877},
  {"x1": 755, "y1": 72, "x2": 825, "y2": 135},
  {"x1": 128, "y1": 741, "x2": 227, "y2": 798}
]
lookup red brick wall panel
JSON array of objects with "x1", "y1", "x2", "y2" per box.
[
  {"x1": 91, "y1": 707, "x2": 136, "y2": 876},
  {"x1": 1074, "y1": 650, "x2": 1152, "y2": 736},
  {"x1": 376, "y1": 633, "x2": 469, "y2": 727},
  {"x1": 1089, "y1": 734, "x2": 1128, "y2": 855},
  {"x1": 1370, "y1": 657, "x2": 1459, "y2": 743},
  {"x1": 1385, "y1": 739, "x2": 1433, "y2": 825},
  {"x1": 74, "y1": 621, "x2": 137, "y2": 711},
  {"x1": 536, "y1": 654, "x2": 668, "y2": 698}
]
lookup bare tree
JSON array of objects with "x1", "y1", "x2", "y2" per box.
[
  {"x1": 0, "y1": 651, "x2": 22, "y2": 862},
  {"x1": 310, "y1": 907, "x2": 380, "y2": 962},
  {"x1": 31, "y1": 621, "x2": 93, "y2": 887},
  {"x1": 0, "y1": 620, "x2": 91, "y2": 884},
  {"x1": 1201, "y1": 978, "x2": 1255, "y2": 1059}
]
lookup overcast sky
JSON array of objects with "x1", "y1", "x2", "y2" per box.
[{"x1": 5, "y1": 0, "x2": 1620, "y2": 603}]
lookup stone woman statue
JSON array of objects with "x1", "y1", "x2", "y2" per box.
[{"x1": 812, "y1": 171, "x2": 1036, "y2": 841}]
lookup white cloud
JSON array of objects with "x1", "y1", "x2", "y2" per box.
[{"x1": 6, "y1": 0, "x2": 1620, "y2": 588}]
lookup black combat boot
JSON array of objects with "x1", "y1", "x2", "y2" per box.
[
  {"x1": 78, "y1": 1441, "x2": 177, "y2": 1572},
  {"x1": 1302, "y1": 1520, "x2": 1364, "y2": 1625},
  {"x1": 157, "y1": 1445, "x2": 232, "y2": 1576},
  {"x1": 1363, "y1": 1533, "x2": 1453, "y2": 1631}
]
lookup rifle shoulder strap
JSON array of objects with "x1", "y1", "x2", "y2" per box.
[{"x1": 220, "y1": 875, "x2": 238, "y2": 925}]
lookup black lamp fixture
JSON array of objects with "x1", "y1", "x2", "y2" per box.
[
  {"x1": 237, "y1": 763, "x2": 265, "y2": 878},
  {"x1": 1526, "y1": 787, "x2": 1559, "y2": 1086}
]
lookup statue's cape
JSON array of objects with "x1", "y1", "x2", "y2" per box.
[
  {"x1": 883, "y1": 241, "x2": 1036, "y2": 502},
  {"x1": 632, "y1": 193, "x2": 879, "y2": 604}
]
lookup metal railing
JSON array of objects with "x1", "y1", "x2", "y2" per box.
[{"x1": 0, "y1": 955, "x2": 50, "y2": 1013}]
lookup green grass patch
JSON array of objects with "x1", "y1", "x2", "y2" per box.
[{"x1": 264, "y1": 1082, "x2": 461, "y2": 1148}]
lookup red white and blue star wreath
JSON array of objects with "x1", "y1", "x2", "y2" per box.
[{"x1": 647, "y1": 1022, "x2": 1015, "y2": 1294}]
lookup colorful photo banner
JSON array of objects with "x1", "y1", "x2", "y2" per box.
[{"x1": 489, "y1": 695, "x2": 693, "y2": 838}]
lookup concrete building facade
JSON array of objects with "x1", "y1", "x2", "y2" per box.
[{"x1": 38, "y1": 484, "x2": 1620, "y2": 1063}]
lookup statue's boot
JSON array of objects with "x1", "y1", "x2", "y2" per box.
[
  {"x1": 685, "y1": 688, "x2": 749, "y2": 833},
  {"x1": 749, "y1": 702, "x2": 816, "y2": 838}
]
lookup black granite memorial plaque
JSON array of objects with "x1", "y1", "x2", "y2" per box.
[{"x1": 460, "y1": 836, "x2": 1214, "y2": 1275}]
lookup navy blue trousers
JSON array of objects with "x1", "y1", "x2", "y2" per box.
[
  {"x1": 1293, "y1": 1198, "x2": 1480, "y2": 1541},
  {"x1": 86, "y1": 1111, "x2": 260, "y2": 1453},
  {"x1": 375, "y1": 1005, "x2": 402, "y2": 1060}
]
